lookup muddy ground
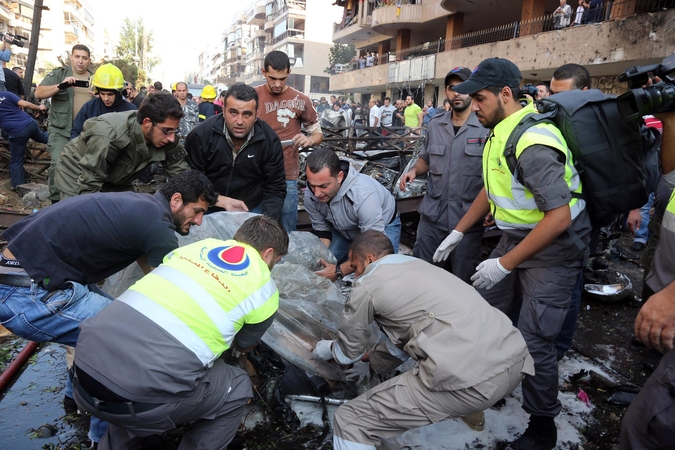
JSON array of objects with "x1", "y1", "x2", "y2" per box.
[{"x1": 0, "y1": 167, "x2": 663, "y2": 450}]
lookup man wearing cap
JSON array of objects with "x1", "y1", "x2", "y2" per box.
[
  {"x1": 316, "y1": 96, "x2": 330, "y2": 115},
  {"x1": 434, "y1": 57, "x2": 591, "y2": 450},
  {"x1": 399, "y1": 67, "x2": 488, "y2": 283}
]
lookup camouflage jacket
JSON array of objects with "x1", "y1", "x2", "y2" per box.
[{"x1": 178, "y1": 100, "x2": 199, "y2": 143}]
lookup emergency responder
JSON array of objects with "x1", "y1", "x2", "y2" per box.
[
  {"x1": 399, "y1": 67, "x2": 489, "y2": 283},
  {"x1": 304, "y1": 148, "x2": 400, "y2": 281},
  {"x1": 71, "y1": 215, "x2": 288, "y2": 450},
  {"x1": 255, "y1": 50, "x2": 324, "y2": 233},
  {"x1": 313, "y1": 231, "x2": 534, "y2": 450},
  {"x1": 71, "y1": 63, "x2": 137, "y2": 139},
  {"x1": 620, "y1": 111, "x2": 675, "y2": 449},
  {"x1": 35, "y1": 44, "x2": 94, "y2": 202},
  {"x1": 185, "y1": 83, "x2": 286, "y2": 218},
  {"x1": 198, "y1": 85, "x2": 217, "y2": 122},
  {"x1": 0, "y1": 170, "x2": 217, "y2": 446},
  {"x1": 53, "y1": 91, "x2": 190, "y2": 199},
  {"x1": 435, "y1": 57, "x2": 591, "y2": 449}
]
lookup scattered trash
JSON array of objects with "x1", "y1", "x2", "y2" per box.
[
  {"x1": 607, "y1": 390, "x2": 637, "y2": 406},
  {"x1": 584, "y1": 270, "x2": 633, "y2": 303},
  {"x1": 610, "y1": 246, "x2": 642, "y2": 266},
  {"x1": 21, "y1": 192, "x2": 41, "y2": 209},
  {"x1": 578, "y1": 388, "x2": 591, "y2": 407}
]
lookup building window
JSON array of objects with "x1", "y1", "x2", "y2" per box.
[
  {"x1": 311, "y1": 76, "x2": 330, "y2": 94},
  {"x1": 287, "y1": 74, "x2": 305, "y2": 92}
]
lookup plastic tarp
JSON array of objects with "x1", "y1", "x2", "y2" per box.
[{"x1": 102, "y1": 212, "x2": 347, "y2": 381}]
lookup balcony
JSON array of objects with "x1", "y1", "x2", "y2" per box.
[
  {"x1": 330, "y1": 3, "x2": 675, "y2": 93},
  {"x1": 245, "y1": 0, "x2": 268, "y2": 26},
  {"x1": 269, "y1": 28, "x2": 304, "y2": 46},
  {"x1": 246, "y1": 27, "x2": 266, "y2": 43},
  {"x1": 246, "y1": 50, "x2": 265, "y2": 62},
  {"x1": 371, "y1": 0, "x2": 448, "y2": 34}
]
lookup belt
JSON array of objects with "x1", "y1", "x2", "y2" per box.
[
  {"x1": 72, "y1": 367, "x2": 162, "y2": 415},
  {"x1": 0, "y1": 273, "x2": 33, "y2": 288},
  {"x1": 389, "y1": 209, "x2": 400, "y2": 225}
]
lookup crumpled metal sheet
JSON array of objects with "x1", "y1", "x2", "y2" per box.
[{"x1": 103, "y1": 212, "x2": 347, "y2": 380}]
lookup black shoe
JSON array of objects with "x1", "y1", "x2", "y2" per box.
[
  {"x1": 506, "y1": 415, "x2": 557, "y2": 450},
  {"x1": 63, "y1": 395, "x2": 78, "y2": 414},
  {"x1": 631, "y1": 241, "x2": 645, "y2": 251}
]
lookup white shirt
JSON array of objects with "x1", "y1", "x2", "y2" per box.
[
  {"x1": 369, "y1": 105, "x2": 382, "y2": 127},
  {"x1": 379, "y1": 104, "x2": 397, "y2": 127}
]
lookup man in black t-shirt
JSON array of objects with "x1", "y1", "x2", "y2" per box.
[{"x1": 0, "y1": 170, "x2": 217, "y2": 346}]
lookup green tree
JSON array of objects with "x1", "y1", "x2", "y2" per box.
[
  {"x1": 325, "y1": 43, "x2": 356, "y2": 74},
  {"x1": 100, "y1": 58, "x2": 139, "y2": 86},
  {"x1": 114, "y1": 17, "x2": 159, "y2": 84}
]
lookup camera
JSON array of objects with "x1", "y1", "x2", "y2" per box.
[
  {"x1": 0, "y1": 32, "x2": 27, "y2": 48},
  {"x1": 522, "y1": 84, "x2": 539, "y2": 99},
  {"x1": 617, "y1": 53, "x2": 675, "y2": 121}
]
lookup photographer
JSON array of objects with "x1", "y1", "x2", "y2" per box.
[
  {"x1": 553, "y1": 0, "x2": 572, "y2": 29},
  {"x1": 0, "y1": 39, "x2": 10, "y2": 92},
  {"x1": 620, "y1": 109, "x2": 675, "y2": 449}
]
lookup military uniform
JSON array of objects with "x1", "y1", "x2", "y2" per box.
[
  {"x1": 53, "y1": 110, "x2": 188, "y2": 199},
  {"x1": 39, "y1": 65, "x2": 93, "y2": 201},
  {"x1": 414, "y1": 111, "x2": 488, "y2": 283}
]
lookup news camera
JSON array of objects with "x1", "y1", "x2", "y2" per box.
[
  {"x1": 0, "y1": 32, "x2": 27, "y2": 48},
  {"x1": 617, "y1": 53, "x2": 675, "y2": 121}
]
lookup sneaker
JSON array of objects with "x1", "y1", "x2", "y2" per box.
[
  {"x1": 63, "y1": 395, "x2": 78, "y2": 414},
  {"x1": 506, "y1": 415, "x2": 557, "y2": 450},
  {"x1": 631, "y1": 241, "x2": 645, "y2": 251},
  {"x1": 461, "y1": 411, "x2": 485, "y2": 431}
]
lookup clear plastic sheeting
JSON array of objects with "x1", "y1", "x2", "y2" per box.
[{"x1": 102, "y1": 212, "x2": 347, "y2": 380}]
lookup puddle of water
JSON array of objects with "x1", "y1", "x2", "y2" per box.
[{"x1": 0, "y1": 341, "x2": 90, "y2": 449}]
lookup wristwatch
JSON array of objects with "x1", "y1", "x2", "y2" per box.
[{"x1": 335, "y1": 264, "x2": 343, "y2": 281}]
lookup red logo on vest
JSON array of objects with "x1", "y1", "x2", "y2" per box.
[{"x1": 207, "y1": 245, "x2": 251, "y2": 271}]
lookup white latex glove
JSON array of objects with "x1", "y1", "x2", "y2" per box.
[
  {"x1": 345, "y1": 361, "x2": 371, "y2": 385},
  {"x1": 312, "y1": 339, "x2": 334, "y2": 360},
  {"x1": 471, "y1": 258, "x2": 511, "y2": 290},
  {"x1": 433, "y1": 230, "x2": 464, "y2": 263}
]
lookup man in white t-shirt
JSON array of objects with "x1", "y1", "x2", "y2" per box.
[{"x1": 368, "y1": 97, "x2": 381, "y2": 128}]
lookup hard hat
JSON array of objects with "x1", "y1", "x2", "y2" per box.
[
  {"x1": 171, "y1": 82, "x2": 177, "y2": 91},
  {"x1": 91, "y1": 63, "x2": 125, "y2": 91},
  {"x1": 201, "y1": 85, "x2": 217, "y2": 100}
]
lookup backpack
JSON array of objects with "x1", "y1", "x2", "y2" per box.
[{"x1": 504, "y1": 89, "x2": 660, "y2": 226}]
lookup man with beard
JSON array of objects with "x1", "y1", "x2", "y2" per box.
[
  {"x1": 0, "y1": 170, "x2": 216, "y2": 447},
  {"x1": 54, "y1": 91, "x2": 190, "y2": 199},
  {"x1": 399, "y1": 67, "x2": 488, "y2": 284},
  {"x1": 70, "y1": 64, "x2": 137, "y2": 139},
  {"x1": 434, "y1": 58, "x2": 591, "y2": 450}
]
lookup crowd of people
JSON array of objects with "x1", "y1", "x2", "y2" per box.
[{"x1": 0, "y1": 39, "x2": 673, "y2": 450}]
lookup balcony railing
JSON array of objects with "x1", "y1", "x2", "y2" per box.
[
  {"x1": 269, "y1": 28, "x2": 304, "y2": 45},
  {"x1": 335, "y1": 0, "x2": 671, "y2": 74},
  {"x1": 266, "y1": 0, "x2": 307, "y2": 21}
]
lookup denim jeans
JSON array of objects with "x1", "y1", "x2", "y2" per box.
[
  {"x1": 0, "y1": 280, "x2": 114, "y2": 443},
  {"x1": 8, "y1": 120, "x2": 49, "y2": 187},
  {"x1": 280, "y1": 180, "x2": 299, "y2": 233},
  {"x1": 634, "y1": 193, "x2": 654, "y2": 245},
  {"x1": 329, "y1": 215, "x2": 401, "y2": 263}
]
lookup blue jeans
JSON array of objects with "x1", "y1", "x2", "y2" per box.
[
  {"x1": 8, "y1": 120, "x2": 49, "y2": 187},
  {"x1": 634, "y1": 193, "x2": 654, "y2": 245},
  {"x1": 0, "y1": 280, "x2": 113, "y2": 443},
  {"x1": 280, "y1": 180, "x2": 298, "y2": 233},
  {"x1": 329, "y1": 215, "x2": 401, "y2": 263}
]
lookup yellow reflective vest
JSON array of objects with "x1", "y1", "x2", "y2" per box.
[
  {"x1": 482, "y1": 103, "x2": 584, "y2": 230},
  {"x1": 118, "y1": 238, "x2": 278, "y2": 367}
]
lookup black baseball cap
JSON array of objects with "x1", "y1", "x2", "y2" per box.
[
  {"x1": 445, "y1": 67, "x2": 472, "y2": 86},
  {"x1": 453, "y1": 58, "x2": 522, "y2": 95}
]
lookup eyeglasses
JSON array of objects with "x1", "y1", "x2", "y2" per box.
[{"x1": 152, "y1": 122, "x2": 178, "y2": 136}]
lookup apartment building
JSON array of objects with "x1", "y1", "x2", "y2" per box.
[
  {"x1": 210, "y1": 0, "x2": 343, "y2": 98},
  {"x1": 0, "y1": 0, "x2": 115, "y2": 78},
  {"x1": 330, "y1": 0, "x2": 675, "y2": 105}
]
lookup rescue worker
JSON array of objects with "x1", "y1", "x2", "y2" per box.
[
  {"x1": 399, "y1": 67, "x2": 489, "y2": 283},
  {"x1": 185, "y1": 83, "x2": 286, "y2": 218},
  {"x1": 36, "y1": 44, "x2": 94, "y2": 202},
  {"x1": 53, "y1": 91, "x2": 190, "y2": 199},
  {"x1": 435, "y1": 57, "x2": 591, "y2": 449},
  {"x1": 304, "y1": 148, "x2": 400, "y2": 282},
  {"x1": 72, "y1": 215, "x2": 288, "y2": 450},
  {"x1": 0, "y1": 170, "x2": 217, "y2": 446},
  {"x1": 198, "y1": 85, "x2": 217, "y2": 122},
  {"x1": 255, "y1": 50, "x2": 324, "y2": 233},
  {"x1": 70, "y1": 63, "x2": 137, "y2": 140},
  {"x1": 313, "y1": 231, "x2": 534, "y2": 450},
  {"x1": 620, "y1": 110, "x2": 675, "y2": 449}
]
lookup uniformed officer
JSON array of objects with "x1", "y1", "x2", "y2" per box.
[
  {"x1": 35, "y1": 44, "x2": 94, "y2": 202},
  {"x1": 435, "y1": 58, "x2": 591, "y2": 449},
  {"x1": 399, "y1": 67, "x2": 489, "y2": 283}
]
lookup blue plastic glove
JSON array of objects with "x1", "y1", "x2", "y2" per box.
[
  {"x1": 471, "y1": 258, "x2": 511, "y2": 290},
  {"x1": 345, "y1": 361, "x2": 371, "y2": 385}
]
